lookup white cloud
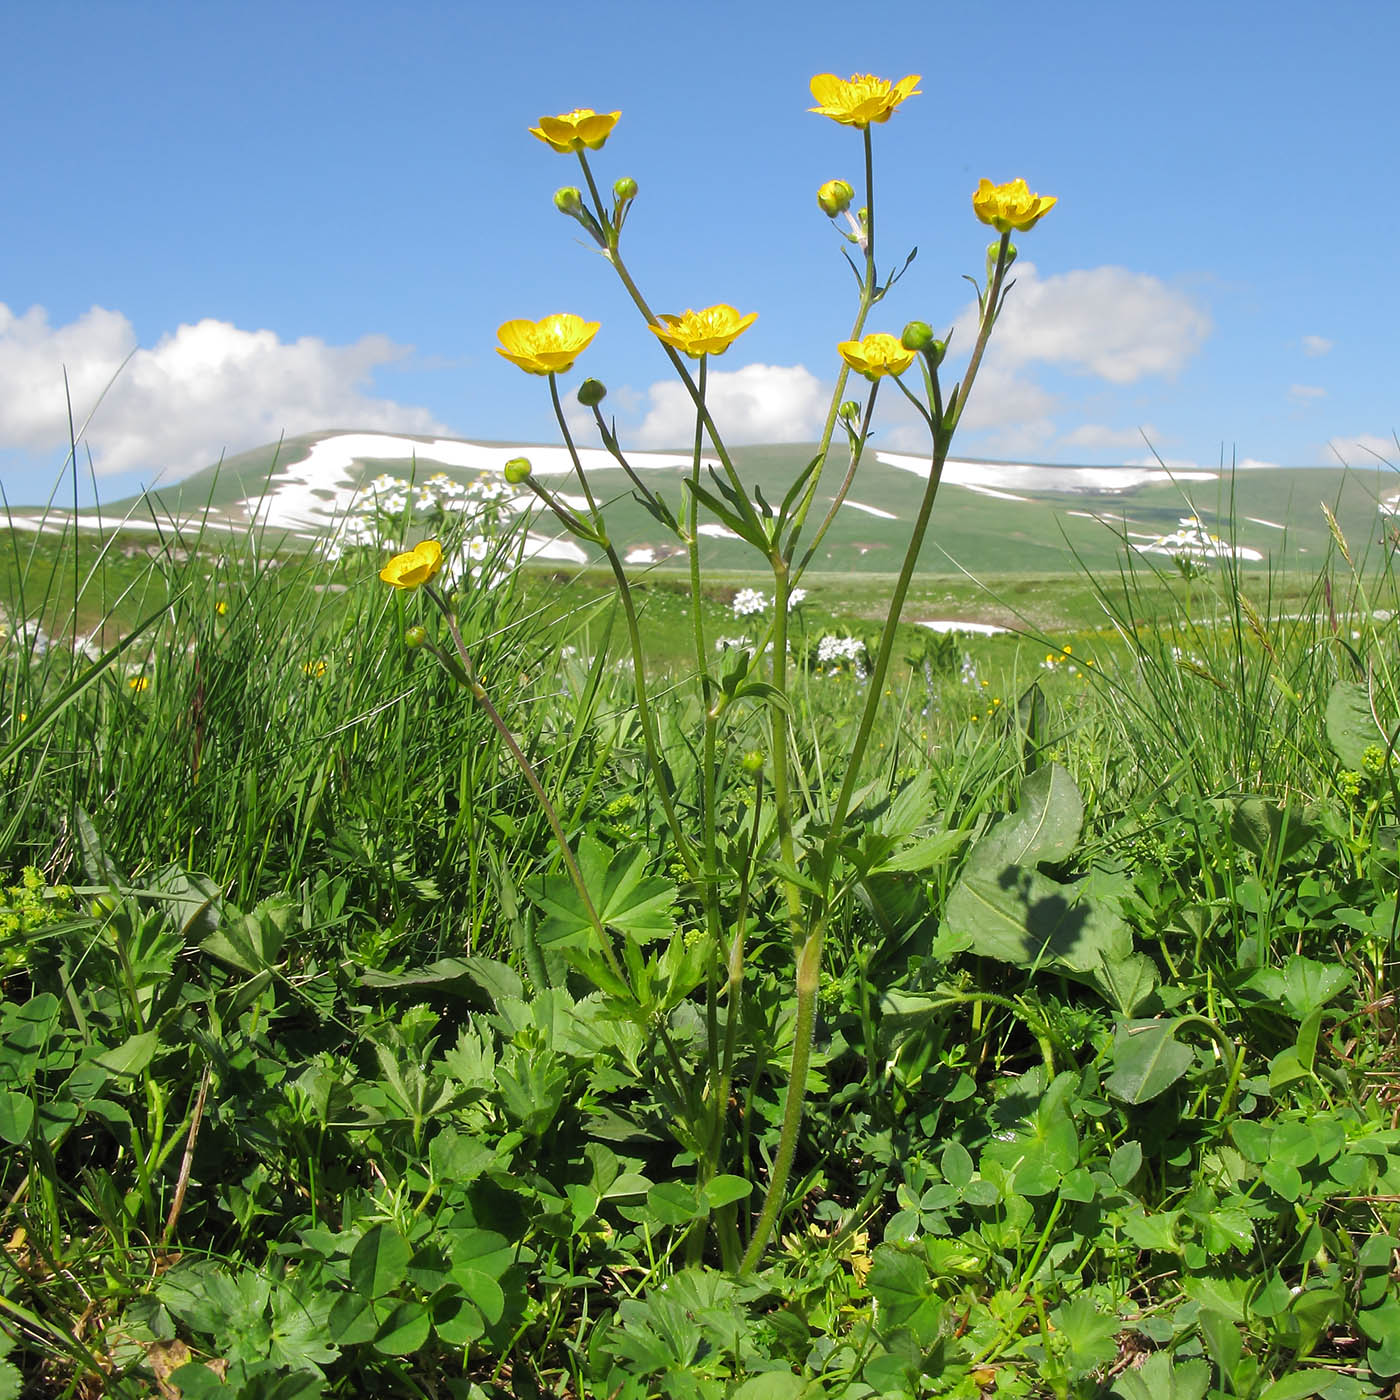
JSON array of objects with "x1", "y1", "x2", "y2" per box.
[
  {"x1": 1060, "y1": 423, "x2": 1158, "y2": 450},
  {"x1": 1288, "y1": 384, "x2": 1326, "y2": 403},
  {"x1": 1328, "y1": 433, "x2": 1396, "y2": 467},
  {"x1": 0, "y1": 302, "x2": 446, "y2": 479},
  {"x1": 955, "y1": 262, "x2": 1211, "y2": 384},
  {"x1": 1302, "y1": 335, "x2": 1333, "y2": 357},
  {"x1": 1236, "y1": 459, "x2": 1281, "y2": 471},
  {"x1": 946, "y1": 360, "x2": 1058, "y2": 439},
  {"x1": 633, "y1": 363, "x2": 826, "y2": 447}
]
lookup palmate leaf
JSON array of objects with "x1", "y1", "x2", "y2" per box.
[{"x1": 525, "y1": 836, "x2": 677, "y2": 948}]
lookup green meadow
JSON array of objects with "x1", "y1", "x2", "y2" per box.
[{"x1": 1, "y1": 450, "x2": 1399, "y2": 1400}]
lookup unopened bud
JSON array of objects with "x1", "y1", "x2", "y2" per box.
[
  {"x1": 504, "y1": 457, "x2": 533, "y2": 484},
  {"x1": 901, "y1": 320, "x2": 935, "y2": 352},
  {"x1": 927, "y1": 338, "x2": 948, "y2": 367},
  {"x1": 817, "y1": 179, "x2": 854, "y2": 217},
  {"x1": 555, "y1": 186, "x2": 584, "y2": 214},
  {"x1": 577, "y1": 378, "x2": 607, "y2": 407},
  {"x1": 986, "y1": 240, "x2": 1018, "y2": 280},
  {"x1": 404, "y1": 625, "x2": 428, "y2": 650},
  {"x1": 741, "y1": 749, "x2": 766, "y2": 775},
  {"x1": 613, "y1": 176, "x2": 637, "y2": 201},
  {"x1": 838, "y1": 400, "x2": 861, "y2": 422}
]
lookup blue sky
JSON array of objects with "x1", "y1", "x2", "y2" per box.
[{"x1": 1, "y1": 0, "x2": 1396, "y2": 505}]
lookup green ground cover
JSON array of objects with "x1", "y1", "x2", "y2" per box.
[{"x1": 1, "y1": 501, "x2": 1398, "y2": 1400}]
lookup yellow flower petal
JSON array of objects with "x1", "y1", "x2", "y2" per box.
[
  {"x1": 809, "y1": 72, "x2": 920, "y2": 128},
  {"x1": 973, "y1": 177, "x2": 1058, "y2": 233},
  {"x1": 495, "y1": 313, "x2": 600, "y2": 376},
  {"x1": 379, "y1": 539, "x2": 443, "y2": 590},
  {"x1": 837, "y1": 332, "x2": 914, "y2": 380},
  {"x1": 648, "y1": 304, "x2": 758, "y2": 358},
  {"x1": 529, "y1": 108, "x2": 621, "y2": 153}
]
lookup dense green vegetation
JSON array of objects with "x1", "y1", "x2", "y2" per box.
[{"x1": 1, "y1": 497, "x2": 1398, "y2": 1399}]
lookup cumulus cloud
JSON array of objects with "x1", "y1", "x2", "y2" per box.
[
  {"x1": 1302, "y1": 335, "x2": 1333, "y2": 357},
  {"x1": 954, "y1": 261, "x2": 1210, "y2": 384},
  {"x1": 1328, "y1": 433, "x2": 1397, "y2": 467},
  {"x1": 0, "y1": 302, "x2": 447, "y2": 479},
  {"x1": 1060, "y1": 423, "x2": 1159, "y2": 450},
  {"x1": 1288, "y1": 384, "x2": 1327, "y2": 403},
  {"x1": 632, "y1": 363, "x2": 826, "y2": 447}
]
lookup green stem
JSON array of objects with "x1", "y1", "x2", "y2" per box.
[
  {"x1": 548, "y1": 377, "x2": 700, "y2": 879},
  {"x1": 785, "y1": 125, "x2": 879, "y2": 556},
  {"x1": 739, "y1": 917, "x2": 821, "y2": 1273},
  {"x1": 428, "y1": 586, "x2": 624, "y2": 983}
]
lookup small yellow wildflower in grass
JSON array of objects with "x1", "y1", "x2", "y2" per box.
[
  {"x1": 648, "y1": 305, "x2": 758, "y2": 358},
  {"x1": 529, "y1": 108, "x2": 620, "y2": 153},
  {"x1": 837, "y1": 332, "x2": 914, "y2": 380},
  {"x1": 379, "y1": 539, "x2": 443, "y2": 590},
  {"x1": 215, "y1": 600, "x2": 228, "y2": 616},
  {"x1": 808, "y1": 73, "x2": 921, "y2": 127},
  {"x1": 496, "y1": 314, "x2": 600, "y2": 376},
  {"x1": 303, "y1": 660, "x2": 327, "y2": 679},
  {"x1": 128, "y1": 676, "x2": 149, "y2": 693},
  {"x1": 972, "y1": 178, "x2": 1058, "y2": 233}
]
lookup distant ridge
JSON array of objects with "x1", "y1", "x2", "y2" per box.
[{"x1": 5, "y1": 429, "x2": 1396, "y2": 576}]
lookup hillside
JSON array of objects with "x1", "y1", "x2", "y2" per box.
[{"x1": 7, "y1": 429, "x2": 1397, "y2": 577}]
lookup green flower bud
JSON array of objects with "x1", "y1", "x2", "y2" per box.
[
  {"x1": 900, "y1": 320, "x2": 935, "y2": 352},
  {"x1": 613, "y1": 176, "x2": 638, "y2": 201},
  {"x1": 504, "y1": 457, "x2": 533, "y2": 484},
  {"x1": 404, "y1": 625, "x2": 428, "y2": 650},
  {"x1": 986, "y1": 240, "x2": 1018, "y2": 281},
  {"x1": 817, "y1": 179, "x2": 854, "y2": 217},
  {"x1": 577, "y1": 378, "x2": 608, "y2": 407},
  {"x1": 838, "y1": 400, "x2": 861, "y2": 422},
  {"x1": 927, "y1": 338, "x2": 948, "y2": 367},
  {"x1": 554, "y1": 186, "x2": 584, "y2": 214},
  {"x1": 741, "y1": 749, "x2": 766, "y2": 775}
]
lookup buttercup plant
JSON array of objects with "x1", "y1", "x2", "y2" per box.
[{"x1": 385, "y1": 74, "x2": 1055, "y2": 1271}]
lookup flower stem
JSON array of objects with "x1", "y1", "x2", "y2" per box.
[
  {"x1": 426, "y1": 586, "x2": 624, "y2": 982},
  {"x1": 547, "y1": 378, "x2": 700, "y2": 879}
]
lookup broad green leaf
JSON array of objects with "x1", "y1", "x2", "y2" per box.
[
  {"x1": 349, "y1": 1223, "x2": 411, "y2": 1300},
  {"x1": 1105, "y1": 1020, "x2": 1194, "y2": 1104},
  {"x1": 1109, "y1": 1140, "x2": 1143, "y2": 1186},
  {"x1": 1258, "y1": 1371, "x2": 1344, "y2": 1400},
  {"x1": 941, "y1": 1141, "x2": 973, "y2": 1189},
  {"x1": 1280, "y1": 955, "x2": 1350, "y2": 1018},
  {"x1": 90, "y1": 1031, "x2": 158, "y2": 1079},
  {"x1": 867, "y1": 1245, "x2": 943, "y2": 1346},
  {"x1": 701, "y1": 1175, "x2": 752, "y2": 1210},
  {"x1": 646, "y1": 1180, "x2": 702, "y2": 1226},
  {"x1": 359, "y1": 955, "x2": 523, "y2": 1006},
  {"x1": 1325, "y1": 680, "x2": 1380, "y2": 770},
  {"x1": 0, "y1": 1091, "x2": 34, "y2": 1144},
  {"x1": 373, "y1": 1299, "x2": 431, "y2": 1356},
  {"x1": 942, "y1": 765, "x2": 1149, "y2": 1005}
]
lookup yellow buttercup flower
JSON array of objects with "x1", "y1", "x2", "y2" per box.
[
  {"x1": 649, "y1": 305, "x2": 758, "y2": 358},
  {"x1": 972, "y1": 178, "x2": 1058, "y2": 233},
  {"x1": 379, "y1": 539, "x2": 443, "y2": 590},
  {"x1": 496, "y1": 313, "x2": 600, "y2": 376},
  {"x1": 303, "y1": 659, "x2": 327, "y2": 679},
  {"x1": 128, "y1": 676, "x2": 149, "y2": 693},
  {"x1": 215, "y1": 600, "x2": 228, "y2": 616},
  {"x1": 837, "y1": 332, "x2": 915, "y2": 380},
  {"x1": 529, "y1": 108, "x2": 620, "y2": 154},
  {"x1": 809, "y1": 73, "x2": 920, "y2": 128}
]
